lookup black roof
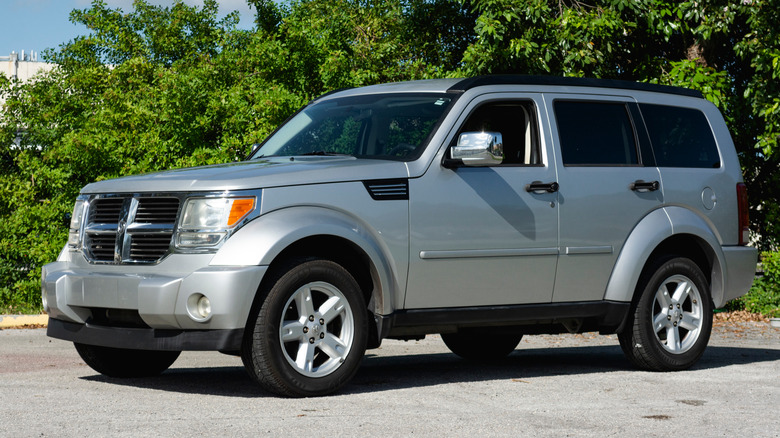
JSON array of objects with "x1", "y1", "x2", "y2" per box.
[{"x1": 448, "y1": 75, "x2": 704, "y2": 98}]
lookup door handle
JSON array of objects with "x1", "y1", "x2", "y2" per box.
[
  {"x1": 525, "y1": 181, "x2": 559, "y2": 193},
  {"x1": 630, "y1": 180, "x2": 660, "y2": 192}
]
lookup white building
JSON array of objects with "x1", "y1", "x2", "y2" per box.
[
  {"x1": 1, "y1": 51, "x2": 56, "y2": 82},
  {"x1": 1, "y1": 51, "x2": 57, "y2": 147}
]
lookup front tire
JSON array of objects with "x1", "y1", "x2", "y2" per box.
[
  {"x1": 619, "y1": 257, "x2": 712, "y2": 371},
  {"x1": 242, "y1": 259, "x2": 368, "y2": 397},
  {"x1": 74, "y1": 343, "x2": 180, "y2": 378}
]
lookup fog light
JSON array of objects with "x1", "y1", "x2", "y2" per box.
[
  {"x1": 196, "y1": 295, "x2": 211, "y2": 318},
  {"x1": 187, "y1": 293, "x2": 212, "y2": 322}
]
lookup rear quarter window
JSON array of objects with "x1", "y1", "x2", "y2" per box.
[{"x1": 639, "y1": 104, "x2": 721, "y2": 168}]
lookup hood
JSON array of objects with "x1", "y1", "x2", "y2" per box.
[{"x1": 81, "y1": 157, "x2": 409, "y2": 194}]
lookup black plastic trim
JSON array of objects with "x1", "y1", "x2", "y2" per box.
[
  {"x1": 628, "y1": 102, "x2": 657, "y2": 167},
  {"x1": 363, "y1": 179, "x2": 409, "y2": 200},
  {"x1": 47, "y1": 318, "x2": 244, "y2": 351},
  {"x1": 378, "y1": 301, "x2": 630, "y2": 338},
  {"x1": 448, "y1": 75, "x2": 703, "y2": 98}
]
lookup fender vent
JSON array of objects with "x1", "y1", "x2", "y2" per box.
[{"x1": 363, "y1": 179, "x2": 409, "y2": 200}]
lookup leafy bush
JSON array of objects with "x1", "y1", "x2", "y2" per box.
[{"x1": 725, "y1": 252, "x2": 780, "y2": 317}]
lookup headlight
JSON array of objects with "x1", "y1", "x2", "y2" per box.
[
  {"x1": 176, "y1": 197, "x2": 256, "y2": 249},
  {"x1": 67, "y1": 199, "x2": 87, "y2": 248}
]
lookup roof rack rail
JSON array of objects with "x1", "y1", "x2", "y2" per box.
[{"x1": 448, "y1": 75, "x2": 703, "y2": 98}]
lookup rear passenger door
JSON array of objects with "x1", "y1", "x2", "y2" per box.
[{"x1": 545, "y1": 95, "x2": 663, "y2": 302}]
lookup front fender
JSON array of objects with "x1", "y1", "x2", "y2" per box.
[
  {"x1": 604, "y1": 206, "x2": 727, "y2": 306},
  {"x1": 209, "y1": 206, "x2": 400, "y2": 316}
]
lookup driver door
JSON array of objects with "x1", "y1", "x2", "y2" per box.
[{"x1": 405, "y1": 94, "x2": 559, "y2": 309}]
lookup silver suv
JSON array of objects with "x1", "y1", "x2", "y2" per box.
[{"x1": 43, "y1": 76, "x2": 757, "y2": 396}]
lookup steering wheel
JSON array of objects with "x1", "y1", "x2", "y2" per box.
[{"x1": 387, "y1": 143, "x2": 416, "y2": 157}]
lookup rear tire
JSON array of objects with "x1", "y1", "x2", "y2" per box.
[
  {"x1": 242, "y1": 259, "x2": 368, "y2": 397},
  {"x1": 441, "y1": 331, "x2": 522, "y2": 360},
  {"x1": 74, "y1": 343, "x2": 180, "y2": 378},
  {"x1": 618, "y1": 257, "x2": 712, "y2": 371}
]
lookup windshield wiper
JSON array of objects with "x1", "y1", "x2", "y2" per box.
[{"x1": 300, "y1": 151, "x2": 352, "y2": 156}]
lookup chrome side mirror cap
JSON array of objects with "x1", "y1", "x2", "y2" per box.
[{"x1": 451, "y1": 132, "x2": 503, "y2": 167}]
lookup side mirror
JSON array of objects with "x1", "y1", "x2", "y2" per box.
[{"x1": 450, "y1": 132, "x2": 503, "y2": 167}]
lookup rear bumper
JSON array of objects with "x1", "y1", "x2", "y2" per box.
[
  {"x1": 719, "y1": 245, "x2": 758, "y2": 306},
  {"x1": 47, "y1": 318, "x2": 243, "y2": 351}
]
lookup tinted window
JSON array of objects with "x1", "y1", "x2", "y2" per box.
[
  {"x1": 554, "y1": 101, "x2": 638, "y2": 166},
  {"x1": 640, "y1": 104, "x2": 720, "y2": 168}
]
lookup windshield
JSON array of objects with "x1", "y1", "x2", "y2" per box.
[{"x1": 251, "y1": 93, "x2": 456, "y2": 161}]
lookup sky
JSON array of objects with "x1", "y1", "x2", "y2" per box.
[{"x1": 1, "y1": 0, "x2": 256, "y2": 59}]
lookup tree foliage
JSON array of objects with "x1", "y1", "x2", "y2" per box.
[{"x1": 0, "y1": 0, "x2": 779, "y2": 312}]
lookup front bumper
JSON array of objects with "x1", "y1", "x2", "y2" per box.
[
  {"x1": 47, "y1": 318, "x2": 244, "y2": 351},
  {"x1": 42, "y1": 251, "x2": 267, "y2": 349}
]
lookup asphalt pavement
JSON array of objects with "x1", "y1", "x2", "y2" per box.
[{"x1": 1, "y1": 322, "x2": 778, "y2": 437}]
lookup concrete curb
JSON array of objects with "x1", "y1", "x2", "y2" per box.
[{"x1": 0, "y1": 314, "x2": 48, "y2": 328}]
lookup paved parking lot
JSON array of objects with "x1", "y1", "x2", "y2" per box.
[{"x1": 1, "y1": 322, "x2": 778, "y2": 437}]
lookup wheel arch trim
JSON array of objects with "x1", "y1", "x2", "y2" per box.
[{"x1": 604, "y1": 206, "x2": 727, "y2": 306}]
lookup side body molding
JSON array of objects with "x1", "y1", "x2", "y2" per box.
[
  {"x1": 209, "y1": 206, "x2": 400, "y2": 316},
  {"x1": 604, "y1": 206, "x2": 727, "y2": 306}
]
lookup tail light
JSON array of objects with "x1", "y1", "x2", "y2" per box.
[{"x1": 737, "y1": 183, "x2": 750, "y2": 246}]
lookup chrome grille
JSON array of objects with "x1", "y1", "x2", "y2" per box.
[
  {"x1": 135, "y1": 198, "x2": 179, "y2": 223},
  {"x1": 83, "y1": 195, "x2": 180, "y2": 264},
  {"x1": 87, "y1": 233, "x2": 117, "y2": 262},
  {"x1": 90, "y1": 198, "x2": 124, "y2": 223},
  {"x1": 129, "y1": 233, "x2": 175, "y2": 261}
]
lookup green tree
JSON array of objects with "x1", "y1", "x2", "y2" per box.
[
  {"x1": 244, "y1": 0, "x2": 477, "y2": 95},
  {"x1": 733, "y1": 1, "x2": 780, "y2": 250}
]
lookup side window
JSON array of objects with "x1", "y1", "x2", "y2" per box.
[
  {"x1": 554, "y1": 101, "x2": 638, "y2": 166},
  {"x1": 455, "y1": 101, "x2": 541, "y2": 165},
  {"x1": 640, "y1": 104, "x2": 721, "y2": 168}
]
